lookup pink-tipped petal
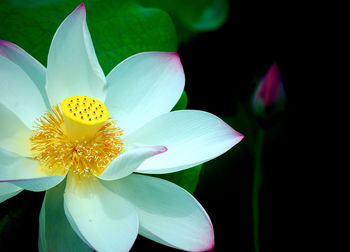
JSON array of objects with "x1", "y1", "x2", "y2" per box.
[
  {"x1": 0, "y1": 40, "x2": 49, "y2": 108},
  {"x1": 0, "y1": 54, "x2": 47, "y2": 129},
  {"x1": 102, "y1": 174, "x2": 214, "y2": 251},
  {"x1": 98, "y1": 144, "x2": 168, "y2": 181},
  {"x1": 105, "y1": 52, "x2": 185, "y2": 135},
  {"x1": 77, "y1": 3, "x2": 86, "y2": 10},
  {"x1": 124, "y1": 110, "x2": 243, "y2": 174},
  {"x1": 46, "y1": 4, "x2": 106, "y2": 106}
]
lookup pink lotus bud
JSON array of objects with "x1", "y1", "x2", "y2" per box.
[{"x1": 252, "y1": 62, "x2": 285, "y2": 116}]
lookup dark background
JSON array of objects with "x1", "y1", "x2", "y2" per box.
[
  {"x1": 0, "y1": 2, "x2": 322, "y2": 252},
  {"x1": 171, "y1": 3, "x2": 315, "y2": 252}
]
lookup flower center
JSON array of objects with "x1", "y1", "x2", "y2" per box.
[{"x1": 30, "y1": 95, "x2": 124, "y2": 177}]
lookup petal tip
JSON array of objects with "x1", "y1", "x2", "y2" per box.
[
  {"x1": 206, "y1": 242, "x2": 215, "y2": 251},
  {"x1": 199, "y1": 229, "x2": 215, "y2": 251},
  {"x1": 237, "y1": 131, "x2": 245, "y2": 141},
  {"x1": 0, "y1": 40, "x2": 8, "y2": 45},
  {"x1": 163, "y1": 52, "x2": 184, "y2": 79},
  {"x1": 155, "y1": 145, "x2": 168, "y2": 154},
  {"x1": 73, "y1": 3, "x2": 86, "y2": 16},
  {"x1": 228, "y1": 128, "x2": 244, "y2": 147},
  {"x1": 271, "y1": 61, "x2": 279, "y2": 71},
  {"x1": 169, "y1": 52, "x2": 181, "y2": 64},
  {"x1": 155, "y1": 51, "x2": 181, "y2": 65},
  {"x1": 0, "y1": 40, "x2": 20, "y2": 58},
  {"x1": 77, "y1": 3, "x2": 86, "y2": 10},
  {"x1": 225, "y1": 122, "x2": 244, "y2": 144},
  {"x1": 168, "y1": 51, "x2": 179, "y2": 58},
  {"x1": 0, "y1": 40, "x2": 14, "y2": 47}
]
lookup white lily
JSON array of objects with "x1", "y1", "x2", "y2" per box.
[{"x1": 0, "y1": 4, "x2": 243, "y2": 252}]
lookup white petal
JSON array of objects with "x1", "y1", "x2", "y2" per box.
[
  {"x1": 0, "y1": 55, "x2": 47, "y2": 129},
  {"x1": 124, "y1": 110, "x2": 244, "y2": 174},
  {"x1": 0, "y1": 148, "x2": 64, "y2": 192},
  {"x1": 39, "y1": 180, "x2": 92, "y2": 252},
  {"x1": 105, "y1": 52, "x2": 185, "y2": 135},
  {"x1": 46, "y1": 4, "x2": 106, "y2": 106},
  {"x1": 0, "y1": 182, "x2": 23, "y2": 203},
  {"x1": 0, "y1": 40, "x2": 50, "y2": 108},
  {"x1": 102, "y1": 174, "x2": 214, "y2": 251},
  {"x1": 0, "y1": 104, "x2": 32, "y2": 157},
  {"x1": 98, "y1": 144, "x2": 167, "y2": 181},
  {"x1": 64, "y1": 174, "x2": 139, "y2": 252}
]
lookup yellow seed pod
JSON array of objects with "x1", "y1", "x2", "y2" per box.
[{"x1": 61, "y1": 96, "x2": 109, "y2": 140}]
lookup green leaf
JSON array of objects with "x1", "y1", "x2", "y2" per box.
[
  {"x1": 172, "y1": 90, "x2": 188, "y2": 111},
  {"x1": 153, "y1": 164, "x2": 202, "y2": 194},
  {"x1": 140, "y1": 0, "x2": 229, "y2": 42},
  {"x1": 0, "y1": 0, "x2": 177, "y2": 73}
]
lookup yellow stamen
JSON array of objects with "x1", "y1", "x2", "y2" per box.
[{"x1": 30, "y1": 96, "x2": 124, "y2": 177}]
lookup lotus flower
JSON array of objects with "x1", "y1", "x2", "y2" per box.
[{"x1": 0, "y1": 4, "x2": 243, "y2": 251}]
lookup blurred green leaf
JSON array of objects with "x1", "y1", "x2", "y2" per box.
[
  {"x1": 172, "y1": 90, "x2": 188, "y2": 111},
  {"x1": 141, "y1": 0, "x2": 229, "y2": 42},
  {"x1": 154, "y1": 164, "x2": 202, "y2": 194},
  {"x1": 0, "y1": 214, "x2": 9, "y2": 232},
  {"x1": 0, "y1": 0, "x2": 177, "y2": 73}
]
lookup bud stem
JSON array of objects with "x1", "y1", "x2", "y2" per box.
[{"x1": 253, "y1": 129, "x2": 264, "y2": 252}]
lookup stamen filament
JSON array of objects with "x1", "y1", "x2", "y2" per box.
[{"x1": 30, "y1": 96, "x2": 124, "y2": 177}]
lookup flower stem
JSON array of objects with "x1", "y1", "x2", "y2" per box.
[{"x1": 253, "y1": 129, "x2": 264, "y2": 252}]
